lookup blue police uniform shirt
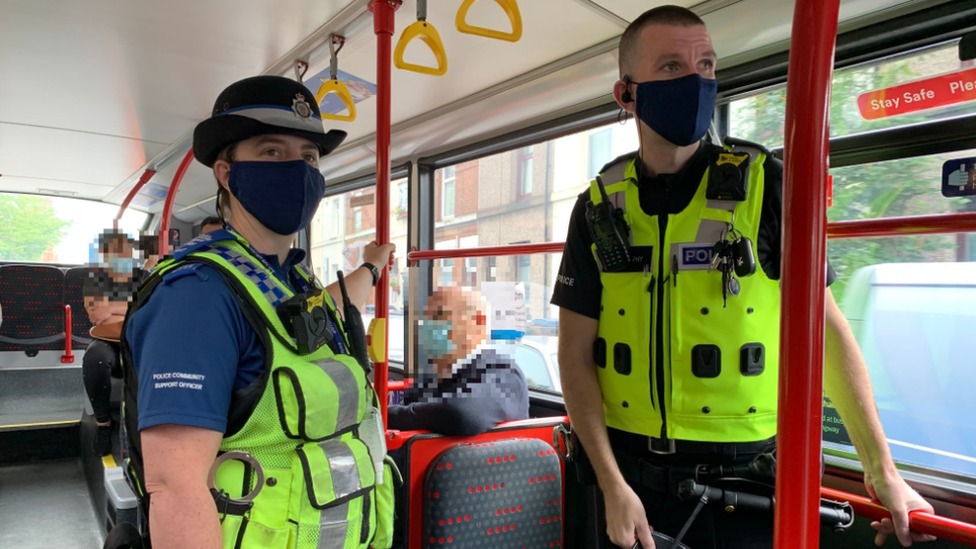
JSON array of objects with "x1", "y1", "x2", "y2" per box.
[{"x1": 126, "y1": 242, "x2": 337, "y2": 434}]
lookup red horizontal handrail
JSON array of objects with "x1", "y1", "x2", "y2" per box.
[
  {"x1": 406, "y1": 213, "x2": 976, "y2": 263},
  {"x1": 408, "y1": 242, "x2": 563, "y2": 262},
  {"x1": 822, "y1": 487, "x2": 976, "y2": 546},
  {"x1": 827, "y1": 212, "x2": 976, "y2": 239}
]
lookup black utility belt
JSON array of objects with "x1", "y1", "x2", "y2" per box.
[{"x1": 607, "y1": 428, "x2": 776, "y2": 458}]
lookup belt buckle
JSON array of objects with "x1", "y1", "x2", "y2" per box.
[{"x1": 648, "y1": 437, "x2": 676, "y2": 455}]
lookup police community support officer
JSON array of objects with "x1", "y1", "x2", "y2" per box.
[
  {"x1": 552, "y1": 6, "x2": 936, "y2": 549},
  {"x1": 122, "y1": 76, "x2": 396, "y2": 549}
]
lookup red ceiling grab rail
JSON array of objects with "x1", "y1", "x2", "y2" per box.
[
  {"x1": 822, "y1": 487, "x2": 976, "y2": 546},
  {"x1": 159, "y1": 149, "x2": 195, "y2": 254},
  {"x1": 115, "y1": 169, "x2": 157, "y2": 225}
]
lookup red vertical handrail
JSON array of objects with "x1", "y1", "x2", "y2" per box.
[
  {"x1": 115, "y1": 169, "x2": 157, "y2": 225},
  {"x1": 61, "y1": 305, "x2": 74, "y2": 364},
  {"x1": 775, "y1": 0, "x2": 841, "y2": 548},
  {"x1": 369, "y1": 0, "x2": 401, "y2": 429},
  {"x1": 158, "y1": 150, "x2": 195, "y2": 255}
]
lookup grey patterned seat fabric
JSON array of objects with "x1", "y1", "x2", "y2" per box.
[{"x1": 424, "y1": 438, "x2": 563, "y2": 548}]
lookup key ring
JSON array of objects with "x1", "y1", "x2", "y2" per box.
[{"x1": 207, "y1": 451, "x2": 265, "y2": 504}]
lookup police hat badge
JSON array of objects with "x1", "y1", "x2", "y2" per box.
[{"x1": 292, "y1": 93, "x2": 313, "y2": 119}]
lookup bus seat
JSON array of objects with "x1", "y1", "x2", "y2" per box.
[
  {"x1": 387, "y1": 416, "x2": 569, "y2": 549},
  {"x1": 65, "y1": 267, "x2": 94, "y2": 347},
  {"x1": 0, "y1": 265, "x2": 66, "y2": 352}
]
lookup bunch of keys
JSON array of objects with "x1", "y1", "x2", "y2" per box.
[{"x1": 708, "y1": 224, "x2": 757, "y2": 307}]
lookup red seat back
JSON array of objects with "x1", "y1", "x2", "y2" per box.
[{"x1": 387, "y1": 417, "x2": 569, "y2": 549}]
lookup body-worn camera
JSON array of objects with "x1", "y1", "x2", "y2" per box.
[
  {"x1": 276, "y1": 288, "x2": 338, "y2": 355},
  {"x1": 706, "y1": 150, "x2": 751, "y2": 202}
]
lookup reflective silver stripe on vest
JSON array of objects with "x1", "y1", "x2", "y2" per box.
[
  {"x1": 695, "y1": 199, "x2": 738, "y2": 243},
  {"x1": 315, "y1": 359, "x2": 360, "y2": 432},
  {"x1": 207, "y1": 245, "x2": 291, "y2": 309},
  {"x1": 316, "y1": 501, "x2": 349, "y2": 549},
  {"x1": 319, "y1": 439, "x2": 362, "y2": 500}
]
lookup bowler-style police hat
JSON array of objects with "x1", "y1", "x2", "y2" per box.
[{"x1": 193, "y1": 75, "x2": 347, "y2": 168}]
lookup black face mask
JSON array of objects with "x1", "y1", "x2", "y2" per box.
[
  {"x1": 633, "y1": 73, "x2": 718, "y2": 146},
  {"x1": 227, "y1": 160, "x2": 326, "y2": 235}
]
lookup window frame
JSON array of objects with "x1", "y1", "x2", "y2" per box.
[
  {"x1": 516, "y1": 146, "x2": 534, "y2": 199},
  {"x1": 442, "y1": 165, "x2": 456, "y2": 219}
]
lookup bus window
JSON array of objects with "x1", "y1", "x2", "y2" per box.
[
  {"x1": 836, "y1": 262, "x2": 976, "y2": 478},
  {"x1": 309, "y1": 177, "x2": 408, "y2": 364},
  {"x1": 826, "y1": 149, "x2": 976, "y2": 303},
  {"x1": 0, "y1": 193, "x2": 146, "y2": 264},
  {"x1": 727, "y1": 40, "x2": 976, "y2": 149}
]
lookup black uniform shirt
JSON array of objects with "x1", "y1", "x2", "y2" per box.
[{"x1": 551, "y1": 142, "x2": 835, "y2": 319}]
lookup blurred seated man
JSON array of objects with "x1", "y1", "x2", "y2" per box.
[
  {"x1": 83, "y1": 229, "x2": 147, "y2": 455},
  {"x1": 388, "y1": 287, "x2": 529, "y2": 436},
  {"x1": 200, "y1": 215, "x2": 223, "y2": 235},
  {"x1": 138, "y1": 232, "x2": 161, "y2": 272}
]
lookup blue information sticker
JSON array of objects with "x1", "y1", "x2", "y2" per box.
[{"x1": 942, "y1": 157, "x2": 976, "y2": 197}]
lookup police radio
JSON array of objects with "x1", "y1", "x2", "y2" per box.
[
  {"x1": 276, "y1": 288, "x2": 338, "y2": 355},
  {"x1": 585, "y1": 175, "x2": 631, "y2": 273}
]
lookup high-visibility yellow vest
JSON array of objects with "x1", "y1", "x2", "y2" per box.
[
  {"x1": 591, "y1": 147, "x2": 781, "y2": 443},
  {"x1": 122, "y1": 230, "x2": 396, "y2": 549}
]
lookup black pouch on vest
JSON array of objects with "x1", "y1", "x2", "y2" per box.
[
  {"x1": 707, "y1": 150, "x2": 751, "y2": 202},
  {"x1": 275, "y1": 288, "x2": 338, "y2": 355}
]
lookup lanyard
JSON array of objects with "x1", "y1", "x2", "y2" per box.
[{"x1": 224, "y1": 224, "x2": 345, "y2": 354}]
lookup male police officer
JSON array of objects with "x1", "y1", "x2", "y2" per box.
[
  {"x1": 552, "y1": 7, "x2": 935, "y2": 549},
  {"x1": 122, "y1": 76, "x2": 396, "y2": 549}
]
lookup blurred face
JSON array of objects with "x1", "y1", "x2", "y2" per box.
[
  {"x1": 420, "y1": 287, "x2": 487, "y2": 379},
  {"x1": 201, "y1": 223, "x2": 223, "y2": 234},
  {"x1": 615, "y1": 24, "x2": 717, "y2": 112}
]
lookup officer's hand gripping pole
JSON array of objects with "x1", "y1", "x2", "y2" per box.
[{"x1": 336, "y1": 270, "x2": 372, "y2": 374}]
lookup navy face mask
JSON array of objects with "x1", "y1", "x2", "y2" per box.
[
  {"x1": 227, "y1": 160, "x2": 326, "y2": 236},
  {"x1": 634, "y1": 73, "x2": 718, "y2": 146}
]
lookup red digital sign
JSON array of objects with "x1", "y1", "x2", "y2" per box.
[{"x1": 857, "y1": 67, "x2": 976, "y2": 120}]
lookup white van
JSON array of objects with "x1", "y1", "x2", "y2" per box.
[{"x1": 840, "y1": 262, "x2": 976, "y2": 477}]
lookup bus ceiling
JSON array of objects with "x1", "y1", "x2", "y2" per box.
[{"x1": 0, "y1": 0, "x2": 951, "y2": 222}]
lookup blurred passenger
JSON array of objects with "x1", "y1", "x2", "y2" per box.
[
  {"x1": 138, "y1": 232, "x2": 161, "y2": 271},
  {"x1": 200, "y1": 215, "x2": 223, "y2": 235},
  {"x1": 83, "y1": 229, "x2": 147, "y2": 455},
  {"x1": 388, "y1": 287, "x2": 529, "y2": 436}
]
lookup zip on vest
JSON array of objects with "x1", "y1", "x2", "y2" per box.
[{"x1": 655, "y1": 203, "x2": 668, "y2": 440}]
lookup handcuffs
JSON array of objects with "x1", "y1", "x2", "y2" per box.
[{"x1": 207, "y1": 451, "x2": 265, "y2": 518}]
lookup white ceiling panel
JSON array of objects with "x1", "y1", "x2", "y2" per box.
[
  {"x1": 704, "y1": 0, "x2": 918, "y2": 62},
  {"x1": 321, "y1": 50, "x2": 621, "y2": 182},
  {"x1": 0, "y1": 0, "x2": 351, "y2": 144},
  {"x1": 303, "y1": 0, "x2": 623, "y2": 145},
  {"x1": 591, "y1": 0, "x2": 704, "y2": 22},
  {"x1": 0, "y1": 123, "x2": 167, "y2": 194}
]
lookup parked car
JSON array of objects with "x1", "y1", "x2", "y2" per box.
[
  {"x1": 839, "y1": 262, "x2": 976, "y2": 477},
  {"x1": 513, "y1": 336, "x2": 561, "y2": 393}
]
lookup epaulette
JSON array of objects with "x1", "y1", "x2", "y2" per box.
[
  {"x1": 173, "y1": 229, "x2": 236, "y2": 261},
  {"x1": 724, "y1": 137, "x2": 770, "y2": 161}
]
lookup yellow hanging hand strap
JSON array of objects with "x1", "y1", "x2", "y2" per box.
[
  {"x1": 315, "y1": 35, "x2": 357, "y2": 122},
  {"x1": 456, "y1": 0, "x2": 523, "y2": 43},
  {"x1": 395, "y1": 21, "x2": 448, "y2": 76}
]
